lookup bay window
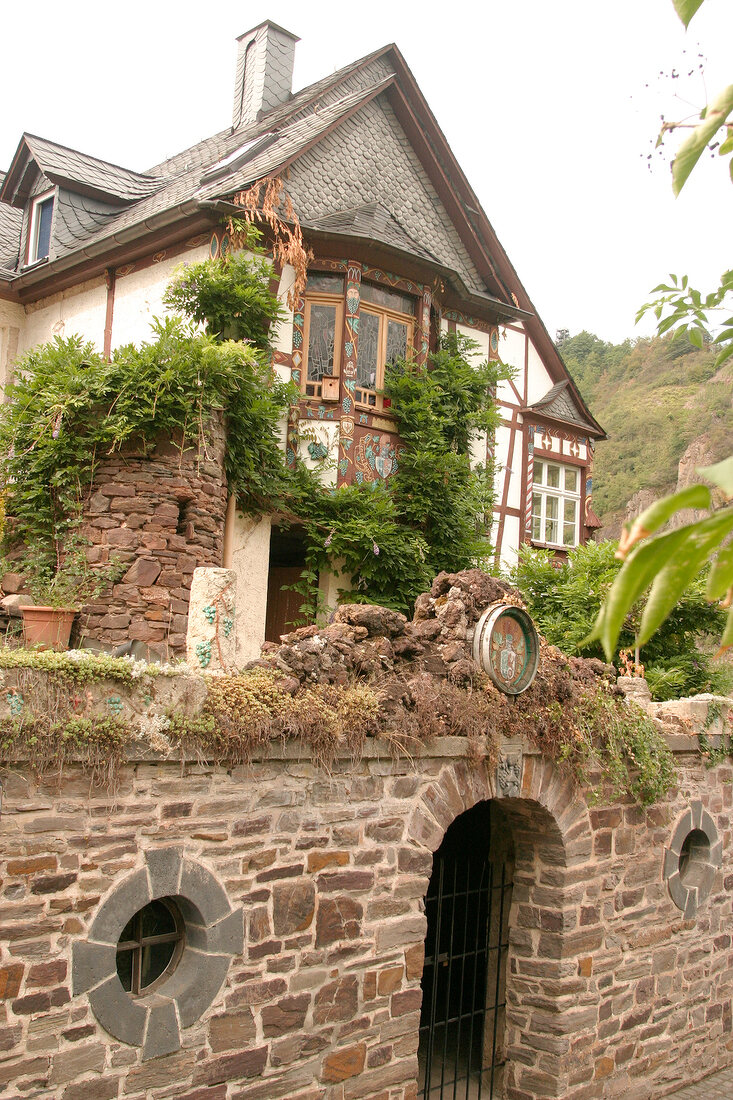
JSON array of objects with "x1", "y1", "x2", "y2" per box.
[
  {"x1": 300, "y1": 274, "x2": 414, "y2": 407},
  {"x1": 531, "y1": 460, "x2": 580, "y2": 547}
]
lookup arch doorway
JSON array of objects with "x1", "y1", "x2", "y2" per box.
[{"x1": 418, "y1": 800, "x2": 514, "y2": 1099}]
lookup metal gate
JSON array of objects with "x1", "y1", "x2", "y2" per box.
[{"x1": 418, "y1": 802, "x2": 513, "y2": 1099}]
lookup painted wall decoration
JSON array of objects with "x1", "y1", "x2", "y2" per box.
[
  {"x1": 338, "y1": 263, "x2": 362, "y2": 486},
  {"x1": 353, "y1": 431, "x2": 401, "y2": 484}
]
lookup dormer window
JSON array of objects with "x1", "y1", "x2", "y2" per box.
[{"x1": 28, "y1": 190, "x2": 54, "y2": 263}]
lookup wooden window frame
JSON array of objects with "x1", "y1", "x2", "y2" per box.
[
  {"x1": 115, "y1": 898, "x2": 186, "y2": 996},
  {"x1": 355, "y1": 304, "x2": 414, "y2": 412},
  {"x1": 302, "y1": 293, "x2": 343, "y2": 400},
  {"x1": 531, "y1": 460, "x2": 581, "y2": 549}
]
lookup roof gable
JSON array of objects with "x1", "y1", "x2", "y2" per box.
[
  {"x1": 0, "y1": 134, "x2": 161, "y2": 208},
  {"x1": 527, "y1": 380, "x2": 602, "y2": 435}
]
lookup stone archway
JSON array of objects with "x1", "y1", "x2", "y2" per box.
[{"x1": 404, "y1": 753, "x2": 594, "y2": 1100}]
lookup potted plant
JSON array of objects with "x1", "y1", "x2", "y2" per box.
[{"x1": 16, "y1": 543, "x2": 115, "y2": 651}]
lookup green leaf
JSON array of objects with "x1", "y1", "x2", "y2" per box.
[
  {"x1": 707, "y1": 537, "x2": 733, "y2": 601},
  {"x1": 719, "y1": 604, "x2": 733, "y2": 654},
  {"x1": 638, "y1": 511, "x2": 733, "y2": 645},
  {"x1": 698, "y1": 457, "x2": 733, "y2": 497},
  {"x1": 671, "y1": 0, "x2": 704, "y2": 27},
  {"x1": 631, "y1": 485, "x2": 711, "y2": 539},
  {"x1": 672, "y1": 85, "x2": 733, "y2": 195},
  {"x1": 583, "y1": 527, "x2": 692, "y2": 660}
]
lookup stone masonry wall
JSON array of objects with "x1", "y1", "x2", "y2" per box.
[
  {"x1": 0, "y1": 737, "x2": 731, "y2": 1100},
  {"x1": 79, "y1": 417, "x2": 228, "y2": 660}
]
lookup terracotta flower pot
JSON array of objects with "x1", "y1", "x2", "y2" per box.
[{"x1": 20, "y1": 606, "x2": 77, "y2": 650}]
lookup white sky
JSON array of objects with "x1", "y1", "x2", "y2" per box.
[{"x1": 2, "y1": 0, "x2": 731, "y2": 344}]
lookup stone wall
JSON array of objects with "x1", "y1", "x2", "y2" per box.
[
  {"x1": 0, "y1": 732, "x2": 732, "y2": 1100},
  {"x1": 79, "y1": 417, "x2": 228, "y2": 659}
]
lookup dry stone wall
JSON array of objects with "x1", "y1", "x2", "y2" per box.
[
  {"x1": 78, "y1": 418, "x2": 228, "y2": 660},
  {"x1": 0, "y1": 733, "x2": 732, "y2": 1100}
]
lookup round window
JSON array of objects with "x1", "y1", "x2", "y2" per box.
[
  {"x1": 115, "y1": 898, "x2": 185, "y2": 995},
  {"x1": 678, "y1": 828, "x2": 712, "y2": 888}
]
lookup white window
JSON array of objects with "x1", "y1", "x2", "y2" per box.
[
  {"x1": 531, "y1": 460, "x2": 580, "y2": 547},
  {"x1": 28, "y1": 191, "x2": 54, "y2": 263}
]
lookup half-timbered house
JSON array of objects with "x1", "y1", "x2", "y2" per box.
[{"x1": 0, "y1": 20, "x2": 604, "y2": 661}]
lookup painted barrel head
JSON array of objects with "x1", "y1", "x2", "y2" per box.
[{"x1": 473, "y1": 603, "x2": 539, "y2": 695}]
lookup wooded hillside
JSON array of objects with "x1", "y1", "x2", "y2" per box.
[{"x1": 559, "y1": 331, "x2": 732, "y2": 530}]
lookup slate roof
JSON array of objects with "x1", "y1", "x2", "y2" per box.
[
  {"x1": 2, "y1": 134, "x2": 161, "y2": 207},
  {"x1": 527, "y1": 380, "x2": 599, "y2": 433},
  {"x1": 0, "y1": 174, "x2": 21, "y2": 275},
  {"x1": 0, "y1": 48, "x2": 402, "y2": 277},
  {"x1": 304, "y1": 202, "x2": 441, "y2": 266}
]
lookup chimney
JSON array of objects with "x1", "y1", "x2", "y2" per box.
[{"x1": 232, "y1": 20, "x2": 300, "y2": 129}]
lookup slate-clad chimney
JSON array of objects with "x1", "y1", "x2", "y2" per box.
[{"x1": 232, "y1": 20, "x2": 300, "y2": 129}]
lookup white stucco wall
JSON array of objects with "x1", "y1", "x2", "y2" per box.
[
  {"x1": 18, "y1": 277, "x2": 107, "y2": 355},
  {"x1": 498, "y1": 514, "x2": 522, "y2": 572},
  {"x1": 497, "y1": 325, "x2": 526, "y2": 404},
  {"x1": 525, "y1": 339, "x2": 555, "y2": 405},
  {"x1": 111, "y1": 245, "x2": 210, "y2": 349},
  {"x1": 226, "y1": 510, "x2": 272, "y2": 665},
  {"x1": 0, "y1": 298, "x2": 24, "y2": 392}
]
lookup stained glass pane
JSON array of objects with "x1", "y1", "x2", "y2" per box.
[
  {"x1": 360, "y1": 282, "x2": 414, "y2": 315},
  {"x1": 386, "y1": 319, "x2": 408, "y2": 367},
  {"x1": 307, "y1": 304, "x2": 337, "y2": 380},
  {"x1": 546, "y1": 465, "x2": 560, "y2": 489},
  {"x1": 306, "y1": 273, "x2": 344, "y2": 294},
  {"x1": 565, "y1": 468, "x2": 578, "y2": 493},
  {"x1": 358, "y1": 311, "x2": 380, "y2": 392}
]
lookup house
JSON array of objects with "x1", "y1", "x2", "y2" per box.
[{"x1": 0, "y1": 20, "x2": 604, "y2": 661}]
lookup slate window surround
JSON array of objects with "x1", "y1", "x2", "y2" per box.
[
  {"x1": 531, "y1": 460, "x2": 580, "y2": 548},
  {"x1": 28, "y1": 189, "x2": 55, "y2": 264},
  {"x1": 663, "y1": 802, "x2": 722, "y2": 918},
  {"x1": 72, "y1": 848, "x2": 244, "y2": 1060}
]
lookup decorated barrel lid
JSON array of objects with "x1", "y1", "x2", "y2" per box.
[{"x1": 472, "y1": 602, "x2": 539, "y2": 695}]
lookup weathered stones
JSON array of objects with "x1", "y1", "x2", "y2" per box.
[{"x1": 272, "y1": 880, "x2": 315, "y2": 935}]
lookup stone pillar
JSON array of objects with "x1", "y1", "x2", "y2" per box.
[{"x1": 186, "y1": 567, "x2": 236, "y2": 672}]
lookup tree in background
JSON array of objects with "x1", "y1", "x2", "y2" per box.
[{"x1": 514, "y1": 542, "x2": 731, "y2": 700}]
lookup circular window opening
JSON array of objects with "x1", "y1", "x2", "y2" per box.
[
  {"x1": 115, "y1": 898, "x2": 185, "y2": 995},
  {"x1": 678, "y1": 829, "x2": 711, "y2": 888}
]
